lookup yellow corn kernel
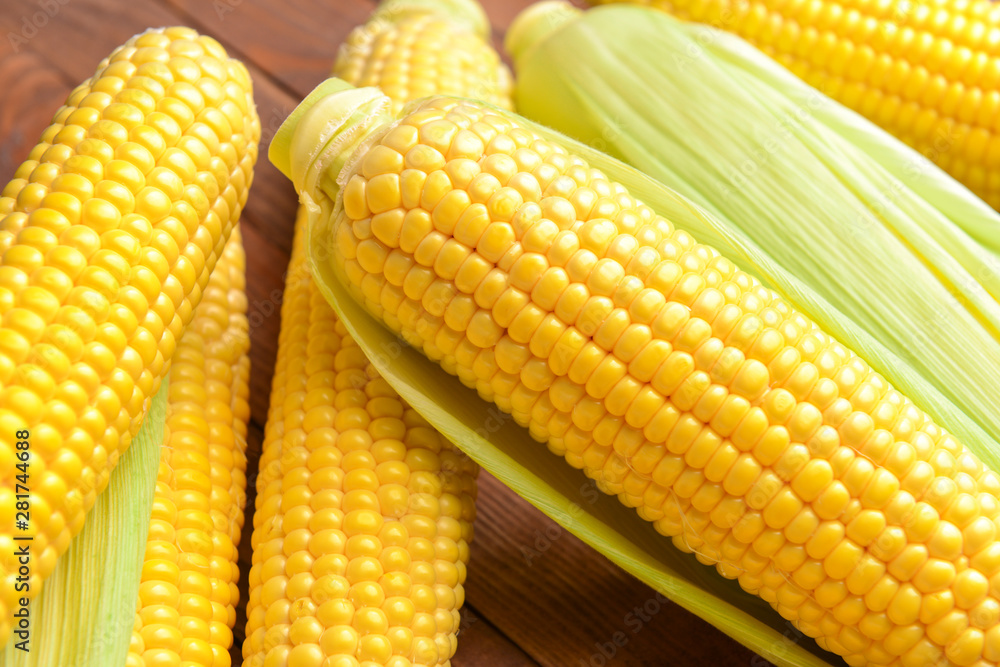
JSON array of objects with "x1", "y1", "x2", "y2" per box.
[{"x1": 0, "y1": 26, "x2": 258, "y2": 645}]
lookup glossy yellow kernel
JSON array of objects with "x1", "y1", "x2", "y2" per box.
[
  {"x1": 406, "y1": 144, "x2": 447, "y2": 174},
  {"x1": 343, "y1": 176, "x2": 370, "y2": 220},
  {"x1": 319, "y1": 625, "x2": 360, "y2": 657},
  {"x1": 912, "y1": 558, "x2": 956, "y2": 594},
  {"x1": 366, "y1": 173, "x2": 402, "y2": 215},
  {"x1": 362, "y1": 145, "x2": 405, "y2": 179}
]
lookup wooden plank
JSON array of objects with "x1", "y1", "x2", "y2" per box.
[
  {"x1": 454, "y1": 604, "x2": 540, "y2": 667},
  {"x1": 238, "y1": 219, "x2": 289, "y2": 422},
  {"x1": 158, "y1": 0, "x2": 551, "y2": 94},
  {"x1": 233, "y1": 418, "x2": 264, "y2": 661},
  {"x1": 0, "y1": 32, "x2": 74, "y2": 177},
  {"x1": 161, "y1": 0, "x2": 375, "y2": 99},
  {"x1": 465, "y1": 473, "x2": 772, "y2": 667}
]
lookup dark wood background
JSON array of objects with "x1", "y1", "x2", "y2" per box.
[{"x1": 0, "y1": 0, "x2": 773, "y2": 664}]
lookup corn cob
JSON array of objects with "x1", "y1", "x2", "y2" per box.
[
  {"x1": 245, "y1": 210, "x2": 479, "y2": 667},
  {"x1": 588, "y1": 0, "x2": 1000, "y2": 209},
  {"x1": 332, "y1": 0, "x2": 511, "y2": 116},
  {"x1": 275, "y1": 86, "x2": 1000, "y2": 667},
  {"x1": 0, "y1": 26, "x2": 259, "y2": 645},
  {"x1": 243, "y1": 2, "x2": 506, "y2": 665},
  {"x1": 127, "y1": 227, "x2": 250, "y2": 667}
]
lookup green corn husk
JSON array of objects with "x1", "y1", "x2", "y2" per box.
[
  {"x1": 505, "y1": 1, "x2": 1000, "y2": 456},
  {"x1": 373, "y1": 0, "x2": 491, "y2": 39},
  {"x1": 269, "y1": 79, "x2": 1000, "y2": 667},
  {"x1": 0, "y1": 380, "x2": 166, "y2": 667}
]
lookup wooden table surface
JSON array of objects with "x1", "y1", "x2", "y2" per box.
[{"x1": 0, "y1": 0, "x2": 775, "y2": 665}]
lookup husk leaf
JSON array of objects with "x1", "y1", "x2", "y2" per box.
[
  {"x1": 509, "y1": 2, "x2": 1000, "y2": 453},
  {"x1": 0, "y1": 380, "x2": 167, "y2": 667}
]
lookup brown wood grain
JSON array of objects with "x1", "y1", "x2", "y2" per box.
[
  {"x1": 467, "y1": 473, "x2": 764, "y2": 667},
  {"x1": 0, "y1": 41, "x2": 71, "y2": 178},
  {"x1": 161, "y1": 0, "x2": 375, "y2": 98},
  {"x1": 454, "y1": 603, "x2": 541, "y2": 667},
  {"x1": 0, "y1": 1, "x2": 776, "y2": 666},
  {"x1": 0, "y1": 0, "x2": 305, "y2": 261}
]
